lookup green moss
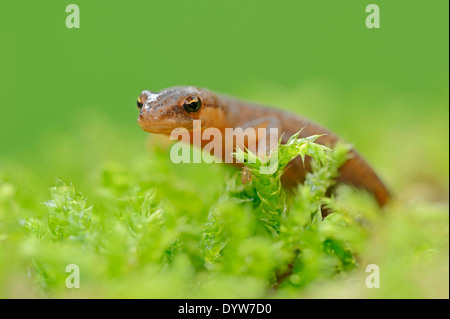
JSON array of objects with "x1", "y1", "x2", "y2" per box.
[{"x1": 0, "y1": 123, "x2": 448, "y2": 298}]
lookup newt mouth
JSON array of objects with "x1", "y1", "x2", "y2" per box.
[{"x1": 137, "y1": 114, "x2": 178, "y2": 134}]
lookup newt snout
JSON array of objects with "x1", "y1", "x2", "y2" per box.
[
  {"x1": 137, "y1": 90, "x2": 166, "y2": 132},
  {"x1": 136, "y1": 88, "x2": 192, "y2": 134},
  {"x1": 136, "y1": 90, "x2": 155, "y2": 110},
  {"x1": 136, "y1": 86, "x2": 227, "y2": 135}
]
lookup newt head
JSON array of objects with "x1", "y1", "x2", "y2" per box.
[{"x1": 136, "y1": 86, "x2": 226, "y2": 134}]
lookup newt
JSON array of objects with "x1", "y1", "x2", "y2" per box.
[{"x1": 136, "y1": 86, "x2": 390, "y2": 207}]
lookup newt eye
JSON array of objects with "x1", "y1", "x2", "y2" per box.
[
  {"x1": 183, "y1": 95, "x2": 202, "y2": 114},
  {"x1": 136, "y1": 99, "x2": 143, "y2": 110}
]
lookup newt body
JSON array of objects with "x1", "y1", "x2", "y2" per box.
[{"x1": 136, "y1": 86, "x2": 390, "y2": 207}]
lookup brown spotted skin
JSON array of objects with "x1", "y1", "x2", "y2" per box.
[{"x1": 137, "y1": 86, "x2": 391, "y2": 207}]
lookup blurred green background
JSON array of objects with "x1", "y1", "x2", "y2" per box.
[
  {"x1": 0, "y1": 0, "x2": 448, "y2": 298},
  {"x1": 0, "y1": 0, "x2": 448, "y2": 195}
]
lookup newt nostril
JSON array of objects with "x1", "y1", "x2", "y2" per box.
[{"x1": 140, "y1": 90, "x2": 153, "y2": 102}]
